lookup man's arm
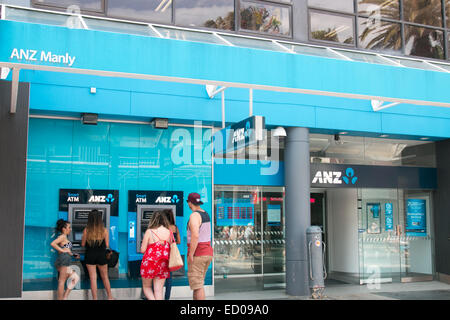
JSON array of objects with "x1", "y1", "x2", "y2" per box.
[{"x1": 188, "y1": 212, "x2": 201, "y2": 263}]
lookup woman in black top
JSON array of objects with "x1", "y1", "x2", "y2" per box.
[
  {"x1": 82, "y1": 210, "x2": 114, "y2": 300},
  {"x1": 163, "y1": 209, "x2": 180, "y2": 300}
]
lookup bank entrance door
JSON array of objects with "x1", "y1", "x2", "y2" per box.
[
  {"x1": 213, "y1": 186, "x2": 285, "y2": 293},
  {"x1": 358, "y1": 189, "x2": 434, "y2": 285}
]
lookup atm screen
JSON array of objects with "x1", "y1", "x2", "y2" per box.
[
  {"x1": 142, "y1": 210, "x2": 155, "y2": 220},
  {"x1": 74, "y1": 210, "x2": 91, "y2": 220},
  {"x1": 74, "y1": 232, "x2": 83, "y2": 241}
]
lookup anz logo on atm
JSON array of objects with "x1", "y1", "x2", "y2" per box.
[
  {"x1": 312, "y1": 168, "x2": 358, "y2": 185},
  {"x1": 155, "y1": 195, "x2": 180, "y2": 204},
  {"x1": 88, "y1": 194, "x2": 115, "y2": 203}
]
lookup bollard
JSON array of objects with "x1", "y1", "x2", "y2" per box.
[{"x1": 306, "y1": 226, "x2": 327, "y2": 299}]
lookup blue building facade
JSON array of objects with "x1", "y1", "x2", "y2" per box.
[{"x1": 1, "y1": 1, "x2": 450, "y2": 298}]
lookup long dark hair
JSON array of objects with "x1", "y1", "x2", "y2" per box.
[
  {"x1": 56, "y1": 219, "x2": 69, "y2": 233},
  {"x1": 85, "y1": 209, "x2": 105, "y2": 246},
  {"x1": 147, "y1": 211, "x2": 170, "y2": 230},
  {"x1": 163, "y1": 209, "x2": 175, "y2": 226}
]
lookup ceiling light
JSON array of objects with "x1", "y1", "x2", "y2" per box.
[
  {"x1": 420, "y1": 137, "x2": 429, "y2": 140},
  {"x1": 380, "y1": 134, "x2": 389, "y2": 138}
]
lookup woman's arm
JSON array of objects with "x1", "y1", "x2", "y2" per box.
[
  {"x1": 50, "y1": 235, "x2": 69, "y2": 253},
  {"x1": 176, "y1": 226, "x2": 181, "y2": 245},
  {"x1": 140, "y1": 229, "x2": 151, "y2": 254},
  {"x1": 104, "y1": 228, "x2": 110, "y2": 248},
  {"x1": 81, "y1": 229, "x2": 87, "y2": 247}
]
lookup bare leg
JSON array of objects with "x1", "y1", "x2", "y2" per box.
[
  {"x1": 142, "y1": 278, "x2": 155, "y2": 300},
  {"x1": 62, "y1": 267, "x2": 80, "y2": 300},
  {"x1": 86, "y1": 264, "x2": 98, "y2": 300},
  {"x1": 153, "y1": 277, "x2": 166, "y2": 300},
  {"x1": 98, "y1": 264, "x2": 114, "y2": 300},
  {"x1": 56, "y1": 266, "x2": 70, "y2": 300},
  {"x1": 193, "y1": 288, "x2": 205, "y2": 300}
]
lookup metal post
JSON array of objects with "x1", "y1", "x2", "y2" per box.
[
  {"x1": 285, "y1": 127, "x2": 311, "y2": 297},
  {"x1": 249, "y1": 88, "x2": 253, "y2": 116},
  {"x1": 10, "y1": 68, "x2": 20, "y2": 114},
  {"x1": 221, "y1": 90, "x2": 225, "y2": 129}
]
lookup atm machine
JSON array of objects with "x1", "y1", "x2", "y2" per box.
[
  {"x1": 127, "y1": 190, "x2": 184, "y2": 278},
  {"x1": 68, "y1": 203, "x2": 110, "y2": 255},
  {"x1": 58, "y1": 188, "x2": 120, "y2": 279}
]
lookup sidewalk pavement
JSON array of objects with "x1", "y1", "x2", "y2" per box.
[{"x1": 202, "y1": 281, "x2": 450, "y2": 300}]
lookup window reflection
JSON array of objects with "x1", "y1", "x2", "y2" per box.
[
  {"x1": 240, "y1": 1, "x2": 291, "y2": 36},
  {"x1": 175, "y1": 0, "x2": 234, "y2": 30},
  {"x1": 107, "y1": 0, "x2": 172, "y2": 24},
  {"x1": 310, "y1": 11, "x2": 354, "y2": 44},
  {"x1": 34, "y1": 0, "x2": 102, "y2": 11},
  {"x1": 403, "y1": 0, "x2": 442, "y2": 27},
  {"x1": 446, "y1": 1, "x2": 450, "y2": 28},
  {"x1": 358, "y1": 17, "x2": 402, "y2": 52},
  {"x1": 405, "y1": 25, "x2": 444, "y2": 59},
  {"x1": 308, "y1": 0, "x2": 354, "y2": 13},
  {"x1": 357, "y1": 0, "x2": 400, "y2": 20}
]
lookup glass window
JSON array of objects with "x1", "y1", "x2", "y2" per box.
[
  {"x1": 33, "y1": 0, "x2": 102, "y2": 11},
  {"x1": 310, "y1": 11, "x2": 355, "y2": 45},
  {"x1": 240, "y1": 0, "x2": 291, "y2": 37},
  {"x1": 5, "y1": 6, "x2": 82, "y2": 28},
  {"x1": 153, "y1": 26, "x2": 228, "y2": 45},
  {"x1": 279, "y1": 42, "x2": 348, "y2": 59},
  {"x1": 83, "y1": 17, "x2": 159, "y2": 37},
  {"x1": 219, "y1": 34, "x2": 287, "y2": 51},
  {"x1": 358, "y1": 17, "x2": 402, "y2": 53},
  {"x1": 405, "y1": 25, "x2": 444, "y2": 59},
  {"x1": 175, "y1": 0, "x2": 234, "y2": 31},
  {"x1": 357, "y1": 0, "x2": 400, "y2": 20},
  {"x1": 403, "y1": 0, "x2": 442, "y2": 27},
  {"x1": 107, "y1": 0, "x2": 171, "y2": 24},
  {"x1": 447, "y1": 1, "x2": 450, "y2": 28},
  {"x1": 308, "y1": 0, "x2": 354, "y2": 13}
]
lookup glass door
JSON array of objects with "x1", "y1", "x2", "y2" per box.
[
  {"x1": 399, "y1": 190, "x2": 434, "y2": 282},
  {"x1": 261, "y1": 187, "x2": 285, "y2": 289},
  {"x1": 358, "y1": 188, "x2": 402, "y2": 285},
  {"x1": 214, "y1": 185, "x2": 263, "y2": 292}
]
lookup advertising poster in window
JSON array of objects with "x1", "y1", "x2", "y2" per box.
[
  {"x1": 406, "y1": 199, "x2": 427, "y2": 236},
  {"x1": 385, "y1": 202, "x2": 393, "y2": 231}
]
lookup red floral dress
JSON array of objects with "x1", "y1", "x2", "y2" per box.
[{"x1": 140, "y1": 231, "x2": 170, "y2": 279}]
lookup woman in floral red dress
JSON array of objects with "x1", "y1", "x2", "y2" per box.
[{"x1": 140, "y1": 211, "x2": 173, "y2": 300}]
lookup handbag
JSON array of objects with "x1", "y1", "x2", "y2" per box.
[
  {"x1": 105, "y1": 249, "x2": 119, "y2": 268},
  {"x1": 168, "y1": 232, "x2": 183, "y2": 272}
]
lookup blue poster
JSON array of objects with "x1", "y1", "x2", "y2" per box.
[
  {"x1": 385, "y1": 203, "x2": 393, "y2": 231},
  {"x1": 406, "y1": 199, "x2": 427, "y2": 237}
]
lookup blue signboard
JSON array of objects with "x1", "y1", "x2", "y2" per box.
[
  {"x1": 385, "y1": 203, "x2": 393, "y2": 231},
  {"x1": 406, "y1": 199, "x2": 427, "y2": 236}
]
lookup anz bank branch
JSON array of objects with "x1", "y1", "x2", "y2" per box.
[{"x1": 1, "y1": 0, "x2": 450, "y2": 299}]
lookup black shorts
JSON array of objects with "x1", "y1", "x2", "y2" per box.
[{"x1": 84, "y1": 249, "x2": 107, "y2": 266}]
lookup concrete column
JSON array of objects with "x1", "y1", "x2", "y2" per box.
[{"x1": 284, "y1": 127, "x2": 311, "y2": 296}]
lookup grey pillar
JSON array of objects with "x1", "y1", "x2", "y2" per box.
[{"x1": 284, "y1": 127, "x2": 311, "y2": 296}]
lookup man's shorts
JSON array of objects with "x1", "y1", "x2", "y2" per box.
[{"x1": 187, "y1": 255, "x2": 213, "y2": 290}]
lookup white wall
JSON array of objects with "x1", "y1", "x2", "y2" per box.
[{"x1": 327, "y1": 188, "x2": 359, "y2": 274}]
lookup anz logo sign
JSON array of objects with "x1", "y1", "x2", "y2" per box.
[
  {"x1": 88, "y1": 194, "x2": 115, "y2": 203},
  {"x1": 312, "y1": 168, "x2": 358, "y2": 185},
  {"x1": 155, "y1": 195, "x2": 180, "y2": 204}
]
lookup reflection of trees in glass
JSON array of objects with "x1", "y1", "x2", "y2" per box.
[
  {"x1": 240, "y1": 5, "x2": 285, "y2": 35},
  {"x1": 403, "y1": 0, "x2": 442, "y2": 27},
  {"x1": 358, "y1": 0, "x2": 444, "y2": 58},
  {"x1": 357, "y1": 0, "x2": 399, "y2": 19},
  {"x1": 311, "y1": 28, "x2": 354, "y2": 44},
  {"x1": 405, "y1": 26, "x2": 444, "y2": 59},
  {"x1": 359, "y1": 19, "x2": 401, "y2": 51},
  {"x1": 204, "y1": 11, "x2": 235, "y2": 30}
]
